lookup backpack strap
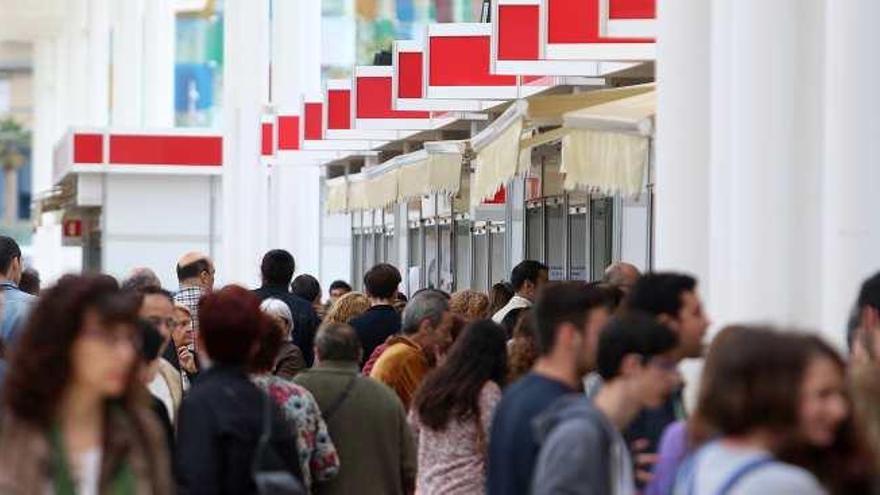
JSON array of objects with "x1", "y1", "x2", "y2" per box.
[{"x1": 716, "y1": 457, "x2": 775, "y2": 495}]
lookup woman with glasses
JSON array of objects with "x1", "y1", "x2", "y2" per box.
[
  {"x1": 0, "y1": 274, "x2": 172, "y2": 493},
  {"x1": 261, "y1": 298, "x2": 306, "y2": 380}
]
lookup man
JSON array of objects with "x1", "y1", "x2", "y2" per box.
[
  {"x1": 292, "y1": 274, "x2": 324, "y2": 319},
  {"x1": 491, "y1": 260, "x2": 549, "y2": 324},
  {"x1": 369, "y1": 290, "x2": 452, "y2": 410},
  {"x1": 295, "y1": 323, "x2": 416, "y2": 495},
  {"x1": 603, "y1": 262, "x2": 642, "y2": 294},
  {"x1": 138, "y1": 286, "x2": 185, "y2": 421},
  {"x1": 121, "y1": 266, "x2": 162, "y2": 292},
  {"x1": 621, "y1": 273, "x2": 710, "y2": 445},
  {"x1": 532, "y1": 314, "x2": 680, "y2": 495},
  {"x1": 851, "y1": 271, "x2": 880, "y2": 363},
  {"x1": 253, "y1": 249, "x2": 320, "y2": 367},
  {"x1": 350, "y1": 264, "x2": 403, "y2": 364},
  {"x1": 487, "y1": 282, "x2": 613, "y2": 495},
  {"x1": 0, "y1": 236, "x2": 35, "y2": 345},
  {"x1": 328, "y1": 280, "x2": 352, "y2": 307},
  {"x1": 174, "y1": 252, "x2": 215, "y2": 344},
  {"x1": 17, "y1": 268, "x2": 40, "y2": 296}
]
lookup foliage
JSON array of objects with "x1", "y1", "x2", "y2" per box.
[{"x1": 0, "y1": 117, "x2": 31, "y2": 171}]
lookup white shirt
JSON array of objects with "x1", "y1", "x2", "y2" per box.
[
  {"x1": 77, "y1": 448, "x2": 102, "y2": 495},
  {"x1": 491, "y1": 294, "x2": 532, "y2": 324},
  {"x1": 148, "y1": 374, "x2": 175, "y2": 423}
]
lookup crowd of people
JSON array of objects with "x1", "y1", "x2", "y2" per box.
[{"x1": 0, "y1": 233, "x2": 880, "y2": 494}]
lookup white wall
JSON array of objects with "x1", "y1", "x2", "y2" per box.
[{"x1": 102, "y1": 174, "x2": 219, "y2": 288}]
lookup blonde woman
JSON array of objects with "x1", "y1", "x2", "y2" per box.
[
  {"x1": 449, "y1": 290, "x2": 491, "y2": 322},
  {"x1": 322, "y1": 292, "x2": 371, "y2": 327}
]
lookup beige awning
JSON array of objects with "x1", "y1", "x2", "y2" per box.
[
  {"x1": 397, "y1": 141, "x2": 466, "y2": 202},
  {"x1": 470, "y1": 100, "x2": 528, "y2": 207},
  {"x1": 325, "y1": 176, "x2": 348, "y2": 214},
  {"x1": 560, "y1": 90, "x2": 656, "y2": 196}
]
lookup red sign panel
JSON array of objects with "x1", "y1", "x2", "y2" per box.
[
  {"x1": 277, "y1": 116, "x2": 300, "y2": 150},
  {"x1": 109, "y1": 135, "x2": 223, "y2": 166},
  {"x1": 73, "y1": 134, "x2": 103, "y2": 164}
]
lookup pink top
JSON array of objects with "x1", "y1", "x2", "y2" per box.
[{"x1": 408, "y1": 381, "x2": 502, "y2": 495}]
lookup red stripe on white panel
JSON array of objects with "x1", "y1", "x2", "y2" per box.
[
  {"x1": 498, "y1": 5, "x2": 541, "y2": 61},
  {"x1": 74, "y1": 133, "x2": 104, "y2": 164},
  {"x1": 398, "y1": 52, "x2": 424, "y2": 98},
  {"x1": 327, "y1": 89, "x2": 352, "y2": 130},
  {"x1": 429, "y1": 35, "x2": 517, "y2": 86},
  {"x1": 261, "y1": 123, "x2": 274, "y2": 156},
  {"x1": 277, "y1": 116, "x2": 300, "y2": 150},
  {"x1": 609, "y1": 0, "x2": 655, "y2": 19},
  {"x1": 109, "y1": 135, "x2": 223, "y2": 166},
  {"x1": 304, "y1": 103, "x2": 323, "y2": 140},
  {"x1": 356, "y1": 76, "x2": 430, "y2": 119},
  {"x1": 547, "y1": 0, "x2": 652, "y2": 43}
]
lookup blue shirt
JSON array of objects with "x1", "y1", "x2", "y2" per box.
[
  {"x1": 0, "y1": 282, "x2": 34, "y2": 346},
  {"x1": 487, "y1": 372, "x2": 575, "y2": 495}
]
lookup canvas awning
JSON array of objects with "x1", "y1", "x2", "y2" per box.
[
  {"x1": 470, "y1": 100, "x2": 528, "y2": 206},
  {"x1": 397, "y1": 140, "x2": 466, "y2": 202},
  {"x1": 325, "y1": 176, "x2": 348, "y2": 214},
  {"x1": 561, "y1": 90, "x2": 656, "y2": 196}
]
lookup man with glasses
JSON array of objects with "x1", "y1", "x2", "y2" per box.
[{"x1": 138, "y1": 285, "x2": 185, "y2": 422}]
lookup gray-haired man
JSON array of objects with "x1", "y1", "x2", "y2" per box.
[{"x1": 369, "y1": 290, "x2": 453, "y2": 410}]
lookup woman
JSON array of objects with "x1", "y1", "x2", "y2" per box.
[
  {"x1": 171, "y1": 303, "x2": 197, "y2": 377},
  {"x1": 506, "y1": 309, "x2": 537, "y2": 384},
  {"x1": 251, "y1": 315, "x2": 340, "y2": 491},
  {"x1": 321, "y1": 292, "x2": 370, "y2": 327},
  {"x1": 175, "y1": 285, "x2": 302, "y2": 493},
  {"x1": 260, "y1": 298, "x2": 306, "y2": 379},
  {"x1": 488, "y1": 283, "x2": 514, "y2": 317},
  {"x1": 0, "y1": 274, "x2": 172, "y2": 494},
  {"x1": 409, "y1": 320, "x2": 508, "y2": 495},
  {"x1": 673, "y1": 326, "x2": 872, "y2": 495},
  {"x1": 449, "y1": 290, "x2": 491, "y2": 322}
]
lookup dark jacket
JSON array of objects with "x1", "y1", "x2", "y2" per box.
[
  {"x1": 349, "y1": 305, "x2": 401, "y2": 366},
  {"x1": 254, "y1": 285, "x2": 320, "y2": 367},
  {"x1": 274, "y1": 341, "x2": 306, "y2": 380},
  {"x1": 175, "y1": 365, "x2": 302, "y2": 494},
  {"x1": 294, "y1": 361, "x2": 416, "y2": 495}
]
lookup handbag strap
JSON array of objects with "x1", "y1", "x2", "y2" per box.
[
  {"x1": 716, "y1": 457, "x2": 774, "y2": 495},
  {"x1": 322, "y1": 376, "x2": 358, "y2": 421}
]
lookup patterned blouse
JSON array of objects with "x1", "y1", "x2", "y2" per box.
[
  {"x1": 252, "y1": 375, "x2": 340, "y2": 490},
  {"x1": 408, "y1": 381, "x2": 502, "y2": 495}
]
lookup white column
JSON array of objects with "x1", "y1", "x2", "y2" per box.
[
  {"x1": 32, "y1": 39, "x2": 58, "y2": 196},
  {"x1": 222, "y1": 0, "x2": 271, "y2": 285},
  {"x1": 111, "y1": 0, "x2": 145, "y2": 126},
  {"x1": 708, "y1": 0, "x2": 824, "y2": 327},
  {"x1": 654, "y1": 0, "x2": 710, "y2": 286},
  {"x1": 66, "y1": 0, "x2": 90, "y2": 126},
  {"x1": 271, "y1": 0, "x2": 324, "y2": 277},
  {"x1": 87, "y1": 0, "x2": 111, "y2": 126},
  {"x1": 822, "y1": 0, "x2": 880, "y2": 346},
  {"x1": 142, "y1": 0, "x2": 176, "y2": 127}
]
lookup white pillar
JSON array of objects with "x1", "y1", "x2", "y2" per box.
[
  {"x1": 708, "y1": 0, "x2": 824, "y2": 327},
  {"x1": 66, "y1": 0, "x2": 90, "y2": 126},
  {"x1": 142, "y1": 0, "x2": 176, "y2": 127},
  {"x1": 271, "y1": 0, "x2": 324, "y2": 278},
  {"x1": 32, "y1": 39, "x2": 58, "y2": 196},
  {"x1": 111, "y1": 0, "x2": 145, "y2": 126},
  {"x1": 822, "y1": 0, "x2": 880, "y2": 346},
  {"x1": 222, "y1": 0, "x2": 271, "y2": 285},
  {"x1": 87, "y1": 0, "x2": 111, "y2": 126},
  {"x1": 654, "y1": 0, "x2": 710, "y2": 287}
]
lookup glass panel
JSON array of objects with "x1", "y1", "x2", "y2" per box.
[
  {"x1": 526, "y1": 205, "x2": 543, "y2": 261},
  {"x1": 490, "y1": 225, "x2": 507, "y2": 286},
  {"x1": 352, "y1": 233, "x2": 362, "y2": 291},
  {"x1": 408, "y1": 226, "x2": 422, "y2": 296},
  {"x1": 439, "y1": 223, "x2": 454, "y2": 293},
  {"x1": 364, "y1": 229, "x2": 375, "y2": 271},
  {"x1": 546, "y1": 202, "x2": 565, "y2": 280},
  {"x1": 385, "y1": 231, "x2": 396, "y2": 266},
  {"x1": 425, "y1": 223, "x2": 439, "y2": 289},
  {"x1": 455, "y1": 220, "x2": 471, "y2": 290},
  {"x1": 570, "y1": 212, "x2": 588, "y2": 281},
  {"x1": 591, "y1": 197, "x2": 614, "y2": 281},
  {"x1": 473, "y1": 232, "x2": 489, "y2": 293}
]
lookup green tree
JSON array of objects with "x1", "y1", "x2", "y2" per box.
[{"x1": 0, "y1": 118, "x2": 31, "y2": 225}]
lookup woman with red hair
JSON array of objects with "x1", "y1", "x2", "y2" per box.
[{"x1": 175, "y1": 285, "x2": 303, "y2": 493}]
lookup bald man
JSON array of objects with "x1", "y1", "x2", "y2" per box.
[
  {"x1": 173, "y1": 252, "x2": 215, "y2": 352},
  {"x1": 602, "y1": 262, "x2": 641, "y2": 293}
]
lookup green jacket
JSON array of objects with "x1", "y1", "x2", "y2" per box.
[{"x1": 294, "y1": 361, "x2": 416, "y2": 495}]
